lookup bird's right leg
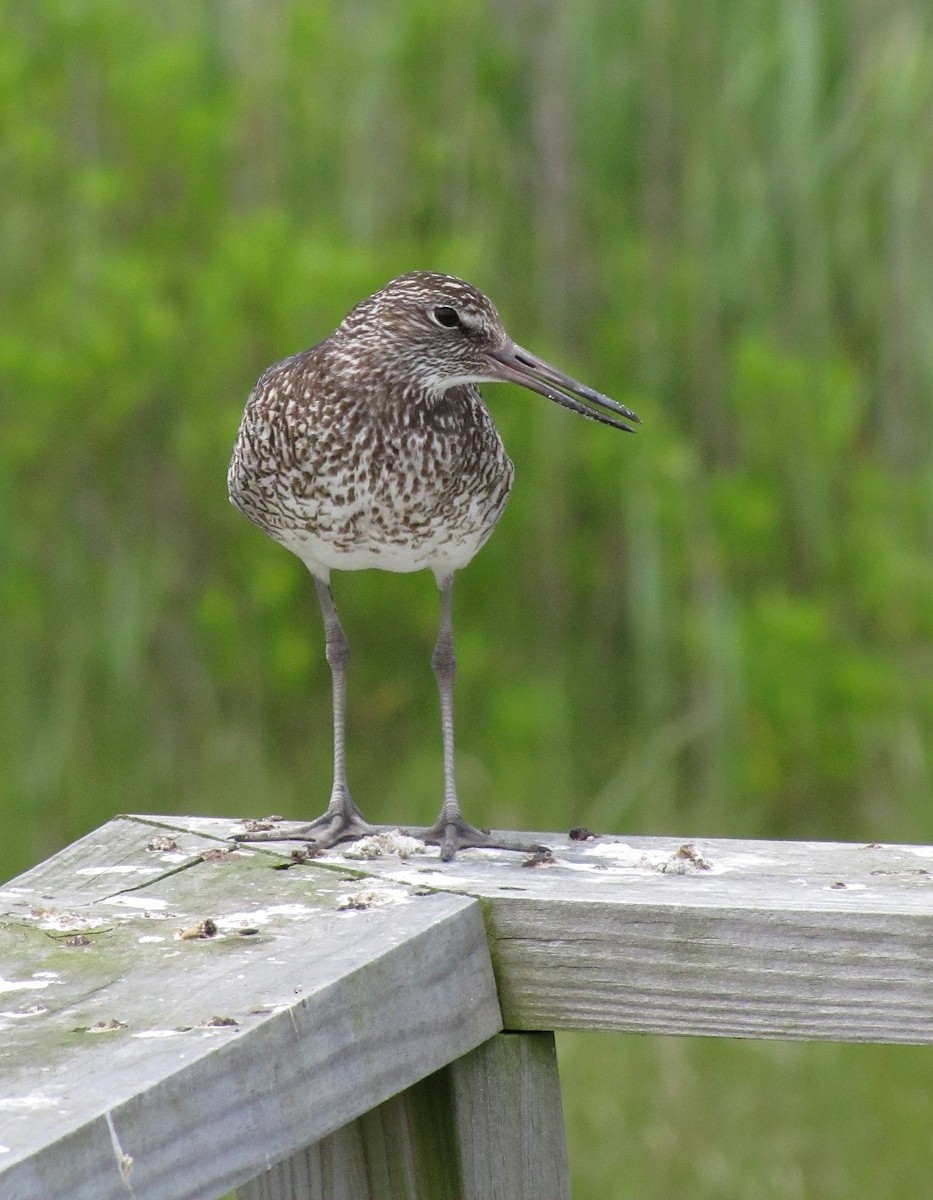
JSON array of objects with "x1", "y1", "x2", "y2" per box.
[
  {"x1": 306, "y1": 574, "x2": 373, "y2": 837},
  {"x1": 233, "y1": 575, "x2": 377, "y2": 849}
]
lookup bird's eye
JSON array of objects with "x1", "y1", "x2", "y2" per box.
[{"x1": 432, "y1": 306, "x2": 462, "y2": 329}]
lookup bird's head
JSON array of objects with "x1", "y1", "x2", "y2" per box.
[{"x1": 334, "y1": 271, "x2": 639, "y2": 432}]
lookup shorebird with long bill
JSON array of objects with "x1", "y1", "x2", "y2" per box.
[{"x1": 229, "y1": 272, "x2": 638, "y2": 861}]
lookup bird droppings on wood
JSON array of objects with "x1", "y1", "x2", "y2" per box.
[
  {"x1": 177, "y1": 919, "x2": 218, "y2": 940},
  {"x1": 200, "y1": 848, "x2": 248, "y2": 864},
  {"x1": 145, "y1": 836, "x2": 179, "y2": 853},
  {"x1": 3, "y1": 1004, "x2": 47, "y2": 1018},
  {"x1": 28, "y1": 907, "x2": 99, "y2": 933},
  {"x1": 577, "y1": 839, "x2": 727, "y2": 875},
  {"x1": 0, "y1": 975, "x2": 56, "y2": 1001},
  {"x1": 213, "y1": 903, "x2": 319, "y2": 929},
  {"x1": 521, "y1": 848, "x2": 557, "y2": 868},
  {"x1": 900, "y1": 845, "x2": 933, "y2": 859},
  {"x1": 664, "y1": 844, "x2": 713, "y2": 873},
  {"x1": 339, "y1": 830, "x2": 428, "y2": 860},
  {"x1": 271, "y1": 846, "x2": 324, "y2": 869},
  {"x1": 336, "y1": 884, "x2": 413, "y2": 912},
  {"x1": 238, "y1": 818, "x2": 280, "y2": 834}
]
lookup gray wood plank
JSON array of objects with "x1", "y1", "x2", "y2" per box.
[
  {"x1": 159, "y1": 817, "x2": 933, "y2": 1043},
  {"x1": 236, "y1": 1032, "x2": 569, "y2": 1200},
  {"x1": 0, "y1": 818, "x2": 502, "y2": 1200},
  {"x1": 447, "y1": 1031, "x2": 569, "y2": 1200}
]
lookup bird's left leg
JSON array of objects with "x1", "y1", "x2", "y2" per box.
[{"x1": 417, "y1": 573, "x2": 549, "y2": 863}]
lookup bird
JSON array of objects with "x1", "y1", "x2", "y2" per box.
[{"x1": 228, "y1": 271, "x2": 638, "y2": 861}]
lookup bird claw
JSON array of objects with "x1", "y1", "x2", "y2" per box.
[
  {"x1": 412, "y1": 817, "x2": 550, "y2": 863},
  {"x1": 232, "y1": 811, "x2": 549, "y2": 865},
  {"x1": 231, "y1": 807, "x2": 380, "y2": 850}
]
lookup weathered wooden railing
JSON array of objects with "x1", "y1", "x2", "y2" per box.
[{"x1": 2, "y1": 815, "x2": 932, "y2": 1198}]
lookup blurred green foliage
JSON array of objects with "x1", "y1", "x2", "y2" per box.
[{"x1": 2, "y1": 1, "x2": 933, "y2": 1196}]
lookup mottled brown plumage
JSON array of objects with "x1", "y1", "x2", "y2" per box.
[{"x1": 229, "y1": 272, "x2": 638, "y2": 861}]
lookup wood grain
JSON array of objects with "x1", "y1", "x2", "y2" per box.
[
  {"x1": 0, "y1": 817, "x2": 502, "y2": 1200},
  {"x1": 237, "y1": 1033, "x2": 569, "y2": 1200},
  {"x1": 8, "y1": 815, "x2": 932, "y2": 1200},
  {"x1": 159, "y1": 818, "x2": 933, "y2": 1044}
]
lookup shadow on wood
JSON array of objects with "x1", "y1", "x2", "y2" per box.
[{"x1": 237, "y1": 1033, "x2": 569, "y2": 1200}]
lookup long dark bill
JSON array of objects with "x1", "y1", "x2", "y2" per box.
[{"x1": 488, "y1": 342, "x2": 639, "y2": 432}]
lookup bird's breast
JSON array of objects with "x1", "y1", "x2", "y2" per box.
[{"x1": 229, "y1": 380, "x2": 514, "y2": 575}]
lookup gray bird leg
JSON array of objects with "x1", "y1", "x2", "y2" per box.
[
  {"x1": 433, "y1": 573, "x2": 460, "y2": 858},
  {"x1": 418, "y1": 574, "x2": 549, "y2": 863},
  {"x1": 233, "y1": 574, "x2": 377, "y2": 849},
  {"x1": 311, "y1": 575, "x2": 372, "y2": 836},
  {"x1": 235, "y1": 572, "x2": 547, "y2": 862}
]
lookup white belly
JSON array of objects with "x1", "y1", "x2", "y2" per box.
[{"x1": 275, "y1": 494, "x2": 504, "y2": 580}]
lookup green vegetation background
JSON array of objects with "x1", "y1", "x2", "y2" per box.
[{"x1": 3, "y1": 1, "x2": 933, "y2": 1195}]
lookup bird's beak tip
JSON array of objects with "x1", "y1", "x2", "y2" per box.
[{"x1": 488, "y1": 344, "x2": 639, "y2": 432}]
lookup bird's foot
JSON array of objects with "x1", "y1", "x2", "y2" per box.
[
  {"x1": 412, "y1": 814, "x2": 550, "y2": 864},
  {"x1": 231, "y1": 798, "x2": 380, "y2": 853}
]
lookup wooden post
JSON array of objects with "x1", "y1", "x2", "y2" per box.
[{"x1": 237, "y1": 1032, "x2": 570, "y2": 1200}]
